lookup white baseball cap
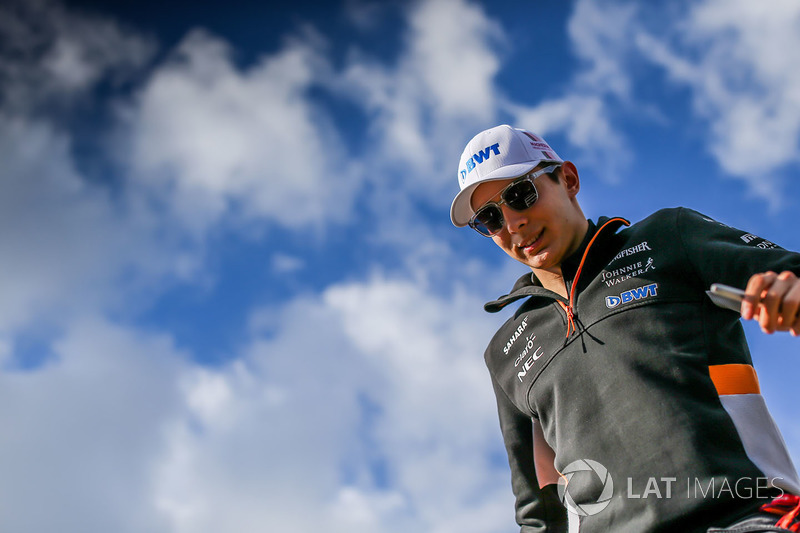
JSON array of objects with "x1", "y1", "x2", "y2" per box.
[{"x1": 450, "y1": 124, "x2": 563, "y2": 227}]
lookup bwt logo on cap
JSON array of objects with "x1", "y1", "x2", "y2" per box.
[
  {"x1": 451, "y1": 125, "x2": 564, "y2": 228},
  {"x1": 460, "y1": 142, "x2": 501, "y2": 184}
]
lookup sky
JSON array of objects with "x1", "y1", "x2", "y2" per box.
[{"x1": 1, "y1": 0, "x2": 800, "y2": 531}]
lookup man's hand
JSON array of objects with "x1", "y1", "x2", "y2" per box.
[{"x1": 742, "y1": 271, "x2": 800, "y2": 335}]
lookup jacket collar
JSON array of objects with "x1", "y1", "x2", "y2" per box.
[{"x1": 484, "y1": 217, "x2": 628, "y2": 313}]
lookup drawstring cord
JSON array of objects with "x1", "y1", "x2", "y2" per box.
[
  {"x1": 558, "y1": 301, "x2": 575, "y2": 337},
  {"x1": 560, "y1": 218, "x2": 630, "y2": 338},
  {"x1": 760, "y1": 493, "x2": 800, "y2": 531}
]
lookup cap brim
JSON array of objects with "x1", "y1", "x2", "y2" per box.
[{"x1": 449, "y1": 161, "x2": 540, "y2": 226}]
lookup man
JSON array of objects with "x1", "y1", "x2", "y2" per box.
[{"x1": 450, "y1": 124, "x2": 800, "y2": 532}]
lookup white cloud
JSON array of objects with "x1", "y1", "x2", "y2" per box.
[
  {"x1": 503, "y1": 0, "x2": 636, "y2": 183},
  {"x1": 0, "y1": 0, "x2": 154, "y2": 113},
  {"x1": 271, "y1": 252, "x2": 305, "y2": 273},
  {"x1": 633, "y1": 0, "x2": 800, "y2": 204},
  {"x1": 152, "y1": 276, "x2": 513, "y2": 533},
  {"x1": 334, "y1": 0, "x2": 505, "y2": 193},
  {"x1": 407, "y1": 0, "x2": 504, "y2": 120},
  {"x1": 0, "y1": 114, "x2": 187, "y2": 332},
  {"x1": 324, "y1": 277, "x2": 512, "y2": 531},
  {"x1": 509, "y1": 94, "x2": 628, "y2": 183},
  {"x1": 0, "y1": 0, "x2": 189, "y2": 334},
  {"x1": 567, "y1": 0, "x2": 637, "y2": 99},
  {"x1": 0, "y1": 0, "x2": 507, "y2": 343},
  {"x1": 506, "y1": 0, "x2": 800, "y2": 199},
  {"x1": 127, "y1": 29, "x2": 360, "y2": 236},
  {"x1": 0, "y1": 275, "x2": 515, "y2": 533},
  {"x1": 325, "y1": 487, "x2": 407, "y2": 531},
  {"x1": 325, "y1": 0, "x2": 514, "y2": 270},
  {"x1": 0, "y1": 317, "x2": 184, "y2": 533},
  {"x1": 0, "y1": 15, "x2": 517, "y2": 531}
]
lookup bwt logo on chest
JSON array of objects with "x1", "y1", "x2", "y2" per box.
[
  {"x1": 605, "y1": 283, "x2": 659, "y2": 309},
  {"x1": 460, "y1": 143, "x2": 501, "y2": 183}
]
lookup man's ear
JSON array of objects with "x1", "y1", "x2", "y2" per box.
[{"x1": 560, "y1": 161, "x2": 580, "y2": 197}]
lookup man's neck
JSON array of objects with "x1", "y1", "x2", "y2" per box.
[
  {"x1": 531, "y1": 217, "x2": 592, "y2": 299},
  {"x1": 535, "y1": 268, "x2": 568, "y2": 298}
]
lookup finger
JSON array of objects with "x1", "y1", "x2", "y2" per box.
[
  {"x1": 759, "y1": 271, "x2": 797, "y2": 333},
  {"x1": 742, "y1": 272, "x2": 777, "y2": 321},
  {"x1": 774, "y1": 273, "x2": 800, "y2": 331},
  {"x1": 791, "y1": 313, "x2": 800, "y2": 337}
]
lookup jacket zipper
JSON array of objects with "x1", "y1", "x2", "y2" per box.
[{"x1": 558, "y1": 217, "x2": 630, "y2": 338}]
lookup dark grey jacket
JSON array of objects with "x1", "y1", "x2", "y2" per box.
[{"x1": 484, "y1": 208, "x2": 800, "y2": 533}]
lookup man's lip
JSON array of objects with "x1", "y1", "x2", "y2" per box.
[{"x1": 518, "y1": 230, "x2": 543, "y2": 250}]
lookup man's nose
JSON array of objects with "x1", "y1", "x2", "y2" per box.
[{"x1": 501, "y1": 204, "x2": 527, "y2": 233}]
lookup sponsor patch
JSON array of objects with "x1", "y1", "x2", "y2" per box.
[
  {"x1": 757, "y1": 240, "x2": 779, "y2": 250},
  {"x1": 606, "y1": 283, "x2": 659, "y2": 309},
  {"x1": 612, "y1": 241, "x2": 652, "y2": 262},
  {"x1": 464, "y1": 143, "x2": 501, "y2": 177},
  {"x1": 739, "y1": 232, "x2": 780, "y2": 250},
  {"x1": 516, "y1": 333, "x2": 545, "y2": 383},
  {"x1": 601, "y1": 257, "x2": 656, "y2": 287},
  {"x1": 504, "y1": 317, "x2": 528, "y2": 355}
]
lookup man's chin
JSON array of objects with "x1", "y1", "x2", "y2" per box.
[{"x1": 525, "y1": 250, "x2": 551, "y2": 270}]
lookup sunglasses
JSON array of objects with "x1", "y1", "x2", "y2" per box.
[{"x1": 468, "y1": 164, "x2": 561, "y2": 237}]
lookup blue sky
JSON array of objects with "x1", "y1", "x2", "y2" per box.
[{"x1": 2, "y1": 0, "x2": 800, "y2": 531}]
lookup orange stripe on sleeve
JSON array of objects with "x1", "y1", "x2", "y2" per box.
[{"x1": 708, "y1": 364, "x2": 761, "y2": 395}]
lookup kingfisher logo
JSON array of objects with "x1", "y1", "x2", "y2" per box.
[{"x1": 605, "y1": 283, "x2": 658, "y2": 309}]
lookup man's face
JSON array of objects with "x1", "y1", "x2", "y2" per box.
[{"x1": 470, "y1": 163, "x2": 586, "y2": 273}]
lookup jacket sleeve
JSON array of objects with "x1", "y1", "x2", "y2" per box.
[
  {"x1": 492, "y1": 376, "x2": 568, "y2": 533},
  {"x1": 676, "y1": 207, "x2": 800, "y2": 289}
]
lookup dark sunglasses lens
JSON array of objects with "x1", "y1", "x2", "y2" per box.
[
  {"x1": 473, "y1": 205, "x2": 504, "y2": 236},
  {"x1": 503, "y1": 179, "x2": 538, "y2": 211}
]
